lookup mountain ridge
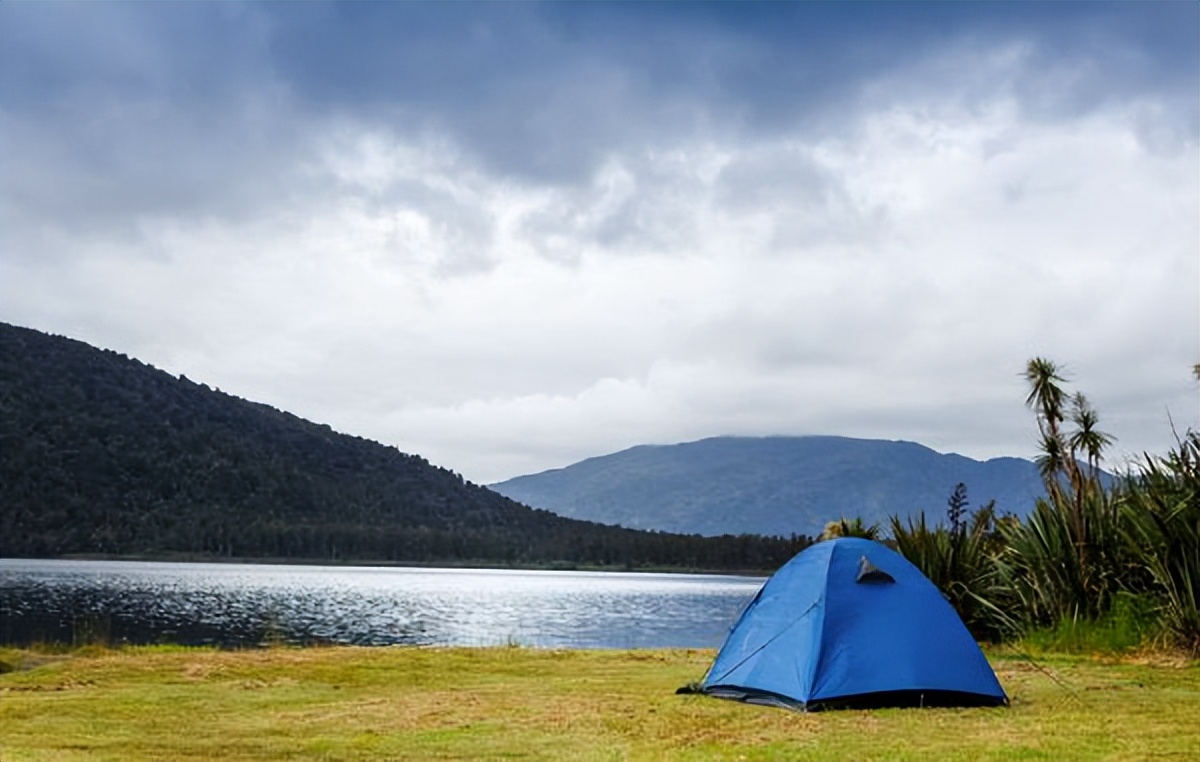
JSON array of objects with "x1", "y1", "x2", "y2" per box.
[{"x1": 491, "y1": 434, "x2": 1049, "y2": 537}]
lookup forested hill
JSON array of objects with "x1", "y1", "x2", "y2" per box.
[{"x1": 0, "y1": 323, "x2": 808, "y2": 570}]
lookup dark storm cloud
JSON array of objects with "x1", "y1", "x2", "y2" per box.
[
  {"x1": 258, "y1": 2, "x2": 1199, "y2": 179},
  {"x1": 3, "y1": 1, "x2": 1194, "y2": 231},
  {"x1": 0, "y1": 2, "x2": 308, "y2": 243}
]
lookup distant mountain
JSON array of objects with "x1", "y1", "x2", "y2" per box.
[
  {"x1": 0, "y1": 323, "x2": 808, "y2": 570},
  {"x1": 491, "y1": 436, "x2": 1051, "y2": 537}
]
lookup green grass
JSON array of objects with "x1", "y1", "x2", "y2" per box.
[
  {"x1": 1020, "y1": 593, "x2": 1162, "y2": 655},
  {"x1": 1, "y1": 645, "x2": 1197, "y2": 761}
]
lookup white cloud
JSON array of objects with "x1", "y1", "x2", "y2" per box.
[{"x1": 1, "y1": 4, "x2": 1195, "y2": 484}]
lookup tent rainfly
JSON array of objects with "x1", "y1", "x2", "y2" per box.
[{"x1": 688, "y1": 537, "x2": 1008, "y2": 711}]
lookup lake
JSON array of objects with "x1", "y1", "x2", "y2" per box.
[{"x1": 0, "y1": 559, "x2": 764, "y2": 649}]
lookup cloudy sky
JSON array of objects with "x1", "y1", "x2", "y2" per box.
[{"x1": 2, "y1": 2, "x2": 1197, "y2": 484}]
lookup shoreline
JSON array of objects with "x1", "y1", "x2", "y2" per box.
[{"x1": 1, "y1": 552, "x2": 774, "y2": 577}]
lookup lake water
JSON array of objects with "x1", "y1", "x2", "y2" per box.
[{"x1": 0, "y1": 559, "x2": 764, "y2": 649}]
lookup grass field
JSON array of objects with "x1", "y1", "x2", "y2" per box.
[{"x1": 1, "y1": 645, "x2": 1197, "y2": 761}]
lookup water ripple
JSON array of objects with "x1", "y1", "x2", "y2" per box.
[{"x1": 0, "y1": 559, "x2": 763, "y2": 649}]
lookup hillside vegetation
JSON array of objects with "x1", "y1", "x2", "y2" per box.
[{"x1": 0, "y1": 323, "x2": 807, "y2": 571}]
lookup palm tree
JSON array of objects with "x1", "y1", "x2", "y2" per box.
[
  {"x1": 1024, "y1": 358, "x2": 1073, "y2": 507},
  {"x1": 1024, "y1": 357, "x2": 1067, "y2": 432},
  {"x1": 1034, "y1": 431, "x2": 1067, "y2": 494},
  {"x1": 1022, "y1": 359, "x2": 1118, "y2": 602},
  {"x1": 1024, "y1": 359, "x2": 1102, "y2": 571},
  {"x1": 1068, "y1": 392, "x2": 1114, "y2": 488}
]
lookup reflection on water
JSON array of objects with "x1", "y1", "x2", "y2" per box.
[{"x1": 0, "y1": 559, "x2": 763, "y2": 649}]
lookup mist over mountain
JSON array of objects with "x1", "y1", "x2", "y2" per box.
[{"x1": 491, "y1": 436, "x2": 1050, "y2": 537}]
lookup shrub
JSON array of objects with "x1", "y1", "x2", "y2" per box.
[
  {"x1": 997, "y1": 486, "x2": 1136, "y2": 630},
  {"x1": 1117, "y1": 433, "x2": 1200, "y2": 656},
  {"x1": 890, "y1": 502, "x2": 1015, "y2": 642}
]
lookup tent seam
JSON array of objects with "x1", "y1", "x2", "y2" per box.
[
  {"x1": 807, "y1": 541, "x2": 836, "y2": 698},
  {"x1": 705, "y1": 597, "x2": 822, "y2": 687}
]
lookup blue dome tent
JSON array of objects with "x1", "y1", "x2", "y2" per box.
[{"x1": 693, "y1": 537, "x2": 1007, "y2": 711}]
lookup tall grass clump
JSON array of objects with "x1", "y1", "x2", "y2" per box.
[
  {"x1": 821, "y1": 516, "x2": 881, "y2": 541},
  {"x1": 996, "y1": 487, "x2": 1137, "y2": 630},
  {"x1": 1020, "y1": 590, "x2": 1158, "y2": 654},
  {"x1": 1117, "y1": 432, "x2": 1200, "y2": 656},
  {"x1": 890, "y1": 485, "x2": 1016, "y2": 641}
]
